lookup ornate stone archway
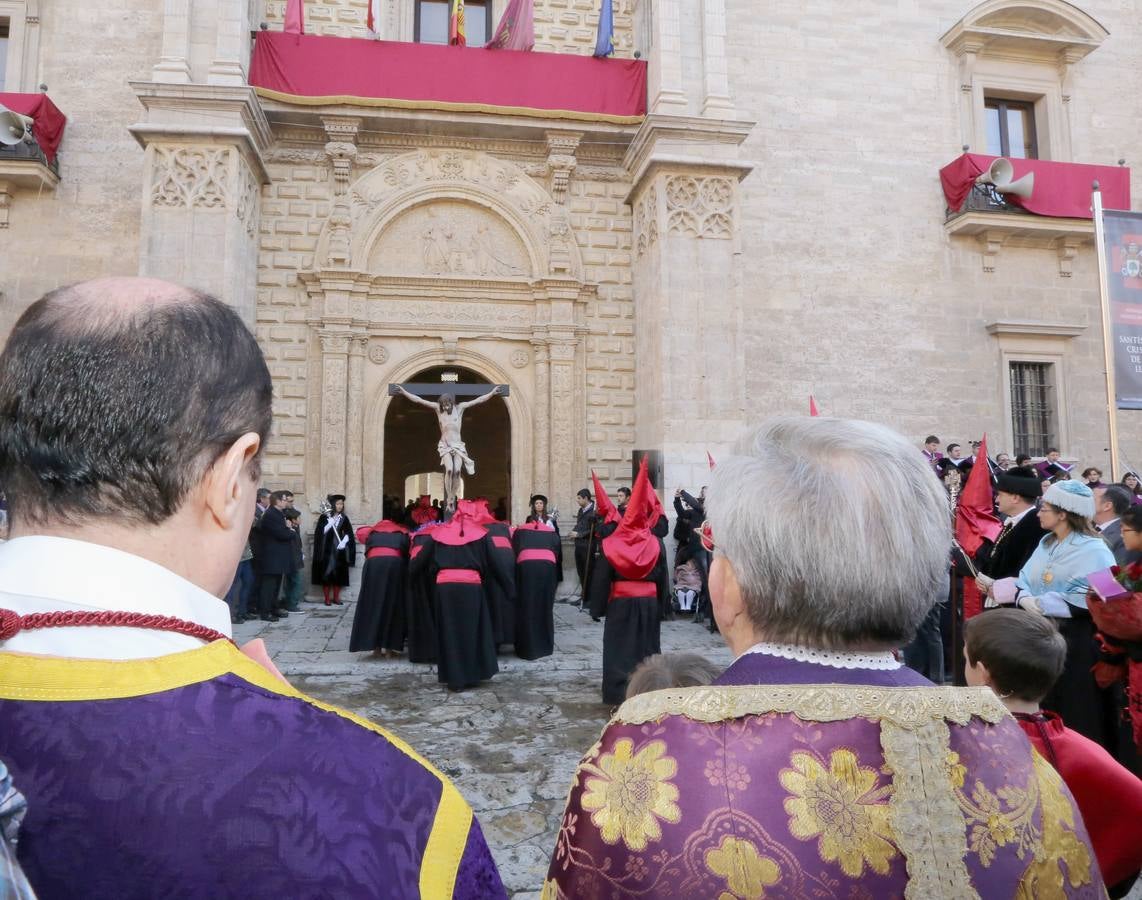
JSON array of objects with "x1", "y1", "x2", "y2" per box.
[{"x1": 300, "y1": 149, "x2": 591, "y2": 522}]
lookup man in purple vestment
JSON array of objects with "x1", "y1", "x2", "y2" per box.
[
  {"x1": 544, "y1": 417, "x2": 1103, "y2": 899},
  {"x1": 0, "y1": 278, "x2": 505, "y2": 899}
]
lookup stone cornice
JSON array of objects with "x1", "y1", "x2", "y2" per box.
[
  {"x1": 623, "y1": 113, "x2": 756, "y2": 200},
  {"x1": 128, "y1": 82, "x2": 273, "y2": 183},
  {"x1": 985, "y1": 320, "x2": 1087, "y2": 338}
]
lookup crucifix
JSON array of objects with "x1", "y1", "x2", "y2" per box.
[{"x1": 389, "y1": 381, "x2": 510, "y2": 510}]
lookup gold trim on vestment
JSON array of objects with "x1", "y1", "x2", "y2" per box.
[
  {"x1": 880, "y1": 720, "x2": 975, "y2": 899},
  {"x1": 252, "y1": 86, "x2": 647, "y2": 125},
  {"x1": 613, "y1": 684, "x2": 1009, "y2": 729},
  {"x1": 0, "y1": 642, "x2": 473, "y2": 898}
]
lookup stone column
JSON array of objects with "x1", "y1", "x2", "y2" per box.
[
  {"x1": 345, "y1": 336, "x2": 368, "y2": 509},
  {"x1": 532, "y1": 341, "x2": 551, "y2": 493},
  {"x1": 152, "y1": 0, "x2": 192, "y2": 83},
  {"x1": 209, "y1": 0, "x2": 251, "y2": 85},
  {"x1": 548, "y1": 338, "x2": 578, "y2": 512},
  {"x1": 699, "y1": 0, "x2": 734, "y2": 117},
  {"x1": 319, "y1": 331, "x2": 351, "y2": 495},
  {"x1": 648, "y1": 0, "x2": 687, "y2": 112}
]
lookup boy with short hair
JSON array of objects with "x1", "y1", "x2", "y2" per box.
[
  {"x1": 964, "y1": 609, "x2": 1142, "y2": 892},
  {"x1": 281, "y1": 507, "x2": 305, "y2": 611}
]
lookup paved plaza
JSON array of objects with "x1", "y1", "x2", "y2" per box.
[{"x1": 235, "y1": 572, "x2": 731, "y2": 897}]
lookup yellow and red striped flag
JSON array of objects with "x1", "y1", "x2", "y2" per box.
[{"x1": 449, "y1": 0, "x2": 466, "y2": 45}]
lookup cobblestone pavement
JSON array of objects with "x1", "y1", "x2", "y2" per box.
[{"x1": 235, "y1": 571, "x2": 731, "y2": 898}]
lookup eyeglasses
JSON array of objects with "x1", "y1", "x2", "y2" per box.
[{"x1": 699, "y1": 520, "x2": 716, "y2": 553}]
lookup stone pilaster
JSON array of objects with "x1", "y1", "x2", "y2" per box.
[
  {"x1": 548, "y1": 337, "x2": 578, "y2": 514},
  {"x1": 346, "y1": 336, "x2": 368, "y2": 508},
  {"x1": 208, "y1": 0, "x2": 251, "y2": 85},
  {"x1": 319, "y1": 331, "x2": 351, "y2": 495},
  {"x1": 699, "y1": 0, "x2": 735, "y2": 117},
  {"x1": 532, "y1": 341, "x2": 551, "y2": 494},
  {"x1": 152, "y1": 0, "x2": 192, "y2": 83},
  {"x1": 648, "y1": 0, "x2": 687, "y2": 112},
  {"x1": 130, "y1": 84, "x2": 271, "y2": 323}
]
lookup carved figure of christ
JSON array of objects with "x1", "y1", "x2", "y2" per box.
[{"x1": 391, "y1": 382, "x2": 506, "y2": 508}]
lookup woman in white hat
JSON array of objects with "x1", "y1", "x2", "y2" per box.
[{"x1": 1012, "y1": 479, "x2": 1116, "y2": 749}]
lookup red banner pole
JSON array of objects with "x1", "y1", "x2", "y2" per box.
[{"x1": 1092, "y1": 183, "x2": 1123, "y2": 482}]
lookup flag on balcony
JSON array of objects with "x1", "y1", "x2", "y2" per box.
[
  {"x1": 809, "y1": 395, "x2": 819, "y2": 417},
  {"x1": 486, "y1": 0, "x2": 534, "y2": 50},
  {"x1": 366, "y1": 0, "x2": 381, "y2": 36},
  {"x1": 593, "y1": 0, "x2": 614, "y2": 57},
  {"x1": 284, "y1": 0, "x2": 304, "y2": 34},
  {"x1": 449, "y1": 0, "x2": 466, "y2": 46}
]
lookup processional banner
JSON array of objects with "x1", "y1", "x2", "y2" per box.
[{"x1": 1101, "y1": 209, "x2": 1142, "y2": 409}]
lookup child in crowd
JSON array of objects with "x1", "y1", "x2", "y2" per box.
[
  {"x1": 672, "y1": 559, "x2": 702, "y2": 613},
  {"x1": 281, "y1": 508, "x2": 305, "y2": 611},
  {"x1": 964, "y1": 609, "x2": 1142, "y2": 893},
  {"x1": 625, "y1": 653, "x2": 722, "y2": 699}
]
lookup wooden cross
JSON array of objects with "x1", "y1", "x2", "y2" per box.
[{"x1": 388, "y1": 382, "x2": 510, "y2": 398}]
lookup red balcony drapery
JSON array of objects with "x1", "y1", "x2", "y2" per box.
[
  {"x1": 940, "y1": 152, "x2": 1130, "y2": 218},
  {"x1": 248, "y1": 31, "x2": 646, "y2": 124},
  {"x1": 0, "y1": 93, "x2": 66, "y2": 163}
]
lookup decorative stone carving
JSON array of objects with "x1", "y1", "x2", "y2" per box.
[
  {"x1": 326, "y1": 201, "x2": 352, "y2": 266},
  {"x1": 150, "y1": 147, "x2": 229, "y2": 209},
  {"x1": 236, "y1": 163, "x2": 261, "y2": 238},
  {"x1": 368, "y1": 343, "x2": 390, "y2": 365},
  {"x1": 368, "y1": 201, "x2": 530, "y2": 277},
  {"x1": 664, "y1": 174, "x2": 736, "y2": 239},
  {"x1": 545, "y1": 132, "x2": 581, "y2": 204},
  {"x1": 367, "y1": 300, "x2": 532, "y2": 327},
  {"x1": 323, "y1": 117, "x2": 361, "y2": 197},
  {"x1": 267, "y1": 148, "x2": 328, "y2": 164},
  {"x1": 634, "y1": 184, "x2": 659, "y2": 258},
  {"x1": 510, "y1": 348, "x2": 530, "y2": 368},
  {"x1": 548, "y1": 214, "x2": 573, "y2": 275}
]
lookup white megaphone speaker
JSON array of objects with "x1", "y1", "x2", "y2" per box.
[
  {"x1": 975, "y1": 157, "x2": 1034, "y2": 199},
  {"x1": 0, "y1": 105, "x2": 33, "y2": 146}
]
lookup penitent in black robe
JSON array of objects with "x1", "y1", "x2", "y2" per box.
[
  {"x1": 406, "y1": 530, "x2": 437, "y2": 664},
  {"x1": 311, "y1": 513, "x2": 356, "y2": 587},
  {"x1": 410, "y1": 528, "x2": 510, "y2": 691},
  {"x1": 589, "y1": 542, "x2": 665, "y2": 706},
  {"x1": 484, "y1": 521, "x2": 517, "y2": 649},
  {"x1": 348, "y1": 525, "x2": 409, "y2": 653},
  {"x1": 512, "y1": 524, "x2": 562, "y2": 660}
]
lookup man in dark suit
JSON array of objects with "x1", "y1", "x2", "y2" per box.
[
  {"x1": 1094, "y1": 484, "x2": 1141, "y2": 566},
  {"x1": 975, "y1": 466, "x2": 1047, "y2": 597},
  {"x1": 569, "y1": 488, "x2": 596, "y2": 598},
  {"x1": 254, "y1": 490, "x2": 296, "y2": 622}
]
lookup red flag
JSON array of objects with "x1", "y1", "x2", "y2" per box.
[
  {"x1": 809, "y1": 395, "x2": 820, "y2": 417},
  {"x1": 284, "y1": 0, "x2": 304, "y2": 34},
  {"x1": 592, "y1": 470, "x2": 620, "y2": 525},
  {"x1": 486, "y1": 0, "x2": 534, "y2": 50},
  {"x1": 706, "y1": 450, "x2": 716, "y2": 470},
  {"x1": 955, "y1": 434, "x2": 1001, "y2": 556}
]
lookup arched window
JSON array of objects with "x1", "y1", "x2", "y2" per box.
[{"x1": 941, "y1": 0, "x2": 1109, "y2": 161}]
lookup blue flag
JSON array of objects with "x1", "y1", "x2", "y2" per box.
[{"x1": 593, "y1": 0, "x2": 614, "y2": 57}]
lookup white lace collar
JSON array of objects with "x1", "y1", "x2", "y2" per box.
[{"x1": 738, "y1": 641, "x2": 901, "y2": 671}]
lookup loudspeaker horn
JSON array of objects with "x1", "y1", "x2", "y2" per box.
[
  {"x1": 0, "y1": 105, "x2": 34, "y2": 146},
  {"x1": 975, "y1": 157, "x2": 1034, "y2": 199}
]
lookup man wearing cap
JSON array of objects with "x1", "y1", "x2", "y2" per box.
[{"x1": 974, "y1": 465, "x2": 1048, "y2": 599}]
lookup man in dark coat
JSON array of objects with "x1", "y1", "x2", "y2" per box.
[
  {"x1": 512, "y1": 521, "x2": 562, "y2": 660},
  {"x1": 409, "y1": 509, "x2": 512, "y2": 691},
  {"x1": 570, "y1": 488, "x2": 596, "y2": 597},
  {"x1": 975, "y1": 466, "x2": 1047, "y2": 597},
  {"x1": 1094, "y1": 484, "x2": 1142, "y2": 567},
  {"x1": 589, "y1": 461, "x2": 665, "y2": 705},
  {"x1": 311, "y1": 494, "x2": 356, "y2": 604},
  {"x1": 406, "y1": 524, "x2": 438, "y2": 664},
  {"x1": 255, "y1": 490, "x2": 296, "y2": 622},
  {"x1": 349, "y1": 519, "x2": 410, "y2": 655}
]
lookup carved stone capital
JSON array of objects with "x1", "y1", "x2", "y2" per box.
[
  {"x1": 319, "y1": 331, "x2": 352, "y2": 355},
  {"x1": 545, "y1": 131, "x2": 581, "y2": 205}
]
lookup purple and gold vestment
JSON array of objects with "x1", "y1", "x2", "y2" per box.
[
  {"x1": 0, "y1": 640, "x2": 505, "y2": 899},
  {"x1": 544, "y1": 652, "x2": 1105, "y2": 899}
]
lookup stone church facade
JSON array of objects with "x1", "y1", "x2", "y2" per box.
[{"x1": 2, "y1": 0, "x2": 1140, "y2": 521}]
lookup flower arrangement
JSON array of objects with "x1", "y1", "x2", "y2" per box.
[{"x1": 1086, "y1": 565, "x2": 1142, "y2": 751}]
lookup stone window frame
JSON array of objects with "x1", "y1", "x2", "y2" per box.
[
  {"x1": 0, "y1": 0, "x2": 38, "y2": 94},
  {"x1": 986, "y1": 320, "x2": 1085, "y2": 456},
  {"x1": 941, "y1": 0, "x2": 1109, "y2": 162}
]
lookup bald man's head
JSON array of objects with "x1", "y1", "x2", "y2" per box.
[{"x1": 0, "y1": 277, "x2": 273, "y2": 527}]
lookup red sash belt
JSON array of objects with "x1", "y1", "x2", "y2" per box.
[
  {"x1": 437, "y1": 568, "x2": 481, "y2": 585},
  {"x1": 609, "y1": 581, "x2": 657, "y2": 601},
  {"x1": 517, "y1": 549, "x2": 556, "y2": 564},
  {"x1": 492, "y1": 536, "x2": 512, "y2": 551},
  {"x1": 366, "y1": 547, "x2": 402, "y2": 559},
  {"x1": 410, "y1": 544, "x2": 425, "y2": 559}
]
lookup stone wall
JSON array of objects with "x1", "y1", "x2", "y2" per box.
[
  {"x1": 0, "y1": 0, "x2": 161, "y2": 330},
  {"x1": 721, "y1": 0, "x2": 1142, "y2": 469}
]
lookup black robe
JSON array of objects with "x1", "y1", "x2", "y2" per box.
[
  {"x1": 348, "y1": 529, "x2": 408, "y2": 653},
  {"x1": 590, "y1": 546, "x2": 666, "y2": 705},
  {"x1": 512, "y1": 526, "x2": 562, "y2": 660},
  {"x1": 311, "y1": 513, "x2": 356, "y2": 587},
  {"x1": 410, "y1": 531, "x2": 509, "y2": 691},
  {"x1": 976, "y1": 510, "x2": 1048, "y2": 581},
  {"x1": 484, "y1": 522, "x2": 517, "y2": 649},
  {"x1": 406, "y1": 531, "x2": 437, "y2": 664}
]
